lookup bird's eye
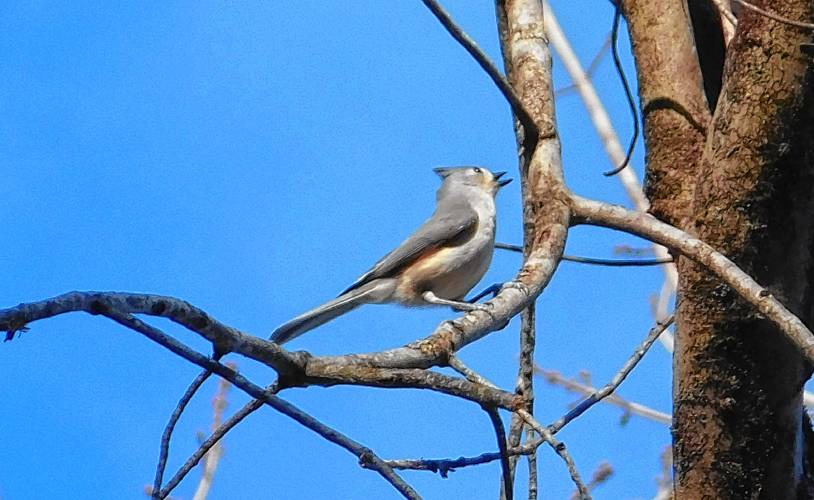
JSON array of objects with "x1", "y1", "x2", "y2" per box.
[{"x1": 472, "y1": 167, "x2": 482, "y2": 174}]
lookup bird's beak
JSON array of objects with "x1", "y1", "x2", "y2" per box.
[{"x1": 494, "y1": 171, "x2": 513, "y2": 188}]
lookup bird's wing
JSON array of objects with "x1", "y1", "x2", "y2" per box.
[{"x1": 340, "y1": 206, "x2": 479, "y2": 295}]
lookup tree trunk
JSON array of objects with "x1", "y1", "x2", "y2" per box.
[{"x1": 671, "y1": 0, "x2": 814, "y2": 497}]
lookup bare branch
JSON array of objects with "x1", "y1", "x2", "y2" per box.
[
  {"x1": 0, "y1": 291, "x2": 304, "y2": 374},
  {"x1": 383, "y1": 444, "x2": 538, "y2": 476},
  {"x1": 505, "y1": 301, "x2": 536, "y2": 497},
  {"x1": 517, "y1": 410, "x2": 590, "y2": 499},
  {"x1": 1, "y1": 301, "x2": 421, "y2": 499},
  {"x1": 153, "y1": 369, "x2": 216, "y2": 497},
  {"x1": 497, "y1": 242, "x2": 672, "y2": 266},
  {"x1": 448, "y1": 356, "x2": 589, "y2": 498},
  {"x1": 526, "y1": 429, "x2": 538, "y2": 500},
  {"x1": 494, "y1": 4, "x2": 573, "y2": 494},
  {"x1": 101, "y1": 313, "x2": 420, "y2": 499},
  {"x1": 555, "y1": 35, "x2": 611, "y2": 97},
  {"x1": 485, "y1": 406, "x2": 513, "y2": 500},
  {"x1": 419, "y1": 0, "x2": 540, "y2": 146},
  {"x1": 536, "y1": 366, "x2": 671, "y2": 426},
  {"x1": 602, "y1": 6, "x2": 639, "y2": 177},
  {"x1": 542, "y1": 1, "x2": 679, "y2": 352},
  {"x1": 570, "y1": 195, "x2": 814, "y2": 364},
  {"x1": 542, "y1": 2, "x2": 648, "y2": 211},
  {"x1": 163, "y1": 397, "x2": 265, "y2": 498},
  {"x1": 192, "y1": 369, "x2": 234, "y2": 500},
  {"x1": 653, "y1": 278, "x2": 675, "y2": 352},
  {"x1": 0, "y1": 292, "x2": 520, "y2": 410},
  {"x1": 547, "y1": 316, "x2": 674, "y2": 433}
]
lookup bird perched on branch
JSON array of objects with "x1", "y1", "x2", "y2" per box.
[{"x1": 271, "y1": 166, "x2": 511, "y2": 344}]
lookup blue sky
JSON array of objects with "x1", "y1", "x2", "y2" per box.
[{"x1": 1, "y1": 2, "x2": 671, "y2": 499}]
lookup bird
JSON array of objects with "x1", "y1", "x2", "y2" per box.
[{"x1": 270, "y1": 166, "x2": 512, "y2": 344}]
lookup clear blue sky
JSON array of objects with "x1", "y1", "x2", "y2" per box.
[{"x1": 1, "y1": 2, "x2": 672, "y2": 499}]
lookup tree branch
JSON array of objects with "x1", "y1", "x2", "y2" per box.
[
  {"x1": 497, "y1": 242, "x2": 672, "y2": 266},
  {"x1": 602, "y1": 5, "x2": 639, "y2": 177},
  {"x1": 448, "y1": 356, "x2": 589, "y2": 498},
  {"x1": 505, "y1": 302, "x2": 535, "y2": 496},
  {"x1": 0, "y1": 292, "x2": 520, "y2": 410},
  {"x1": 547, "y1": 316, "x2": 674, "y2": 433},
  {"x1": 105, "y1": 312, "x2": 421, "y2": 499},
  {"x1": 542, "y1": 2, "x2": 649, "y2": 211},
  {"x1": 383, "y1": 444, "x2": 538, "y2": 476},
  {"x1": 569, "y1": 195, "x2": 814, "y2": 364},
  {"x1": 517, "y1": 410, "x2": 590, "y2": 499},
  {"x1": 162, "y1": 397, "x2": 265, "y2": 498},
  {"x1": 192, "y1": 369, "x2": 234, "y2": 500},
  {"x1": 420, "y1": 0, "x2": 540, "y2": 147},
  {"x1": 1, "y1": 301, "x2": 420, "y2": 498},
  {"x1": 485, "y1": 406, "x2": 513, "y2": 500},
  {"x1": 152, "y1": 368, "x2": 216, "y2": 497},
  {"x1": 536, "y1": 366, "x2": 671, "y2": 426}
]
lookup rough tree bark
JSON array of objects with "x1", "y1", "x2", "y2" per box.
[
  {"x1": 621, "y1": 0, "x2": 712, "y2": 229},
  {"x1": 624, "y1": 0, "x2": 814, "y2": 497}
]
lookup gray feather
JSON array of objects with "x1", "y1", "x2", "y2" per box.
[
  {"x1": 270, "y1": 281, "x2": 382, "y2": 344},
  {"x1": 341, "y1": 198, "x2": 478, "y2": 295}
]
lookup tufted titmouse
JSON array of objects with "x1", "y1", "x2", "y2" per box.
[{"x1": 270, "y1": 166, "x2": 511, "y2": 344}]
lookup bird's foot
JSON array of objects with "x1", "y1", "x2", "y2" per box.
[{"x1": 423, "y1": 291, "x2": 492, "y2": 312}]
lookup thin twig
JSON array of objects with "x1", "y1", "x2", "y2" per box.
[
  {"x1": 542, "y1": 0, "x2": 678, "y2": 352},
  {"x1": 485, "y1": 406, "x2": 513, "y2": 500},
  {"x1": 447, "y1": 355, "x2": 494, "y2": 386},
  {"x1": 535, "y1": 367, "x2": 671, "y2": 426},
  {"x1": 164, "y1": 397, "x2": 265, "y2": 498},
  {"x1": 555, "y1": 36, "x2": 612, "y2": 97},
  {"x1": 420, "y1": 0, "x2": 540, "y2": 144},
  {"x1": 548, "y1": 316, "x2": 674, "y2": 433},
  {"x1": 496, "y1": 242, "x2": 672, "y2": 266},
  {"x1": 383, "y1": 444, "x2": 538, "y2": 475},
  {"x1": 192, "y1": 368, "x2": 234, "y2": 500},
  {"x1": 733, "y1": 0, "x2": 814, "y2": 29},
  {"x1": 448, "y1": 356, "x2": 589, "y2": 499},
  {"x1": 526, "y1": 430, "x2": 538, "y2": 500},
  {"x1": 505, "y1": 301, "x2": 536, "y2": 497},
  {"x1": 653, "y1": 279, "x2": 675, "y2": 352},
  {"x1": 152, "y1": 369, "x2": 215, "y2": 497},
  {"x1": 88, "y1": 311, "x2": 420, "y2": 500},
  {"x1": 603, "y1": 6, "x2": 640, "y2": 177},
  {"x1": 572, "y1": 462, "x2": 614, "y2": 499},
  {"x1": 652, "y1": 446, "x2": 673, "y2": 500},
  {"x1": 517, "y1": 410, "x2": 591, "y2": 499},
  {"x1": 542, "y1": 1, "x2": 649, "y2": 211},
  {"x1": 570, "y1": 194, "x2": 814, "y2": 365}
]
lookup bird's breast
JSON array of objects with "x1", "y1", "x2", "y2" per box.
[{"x1": 395, "y1": 212, "x2": 496, "y2": 304}]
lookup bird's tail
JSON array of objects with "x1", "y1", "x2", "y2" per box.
[{"x1": 270, "y1": 281, "x2": 380, "y2": 344}]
